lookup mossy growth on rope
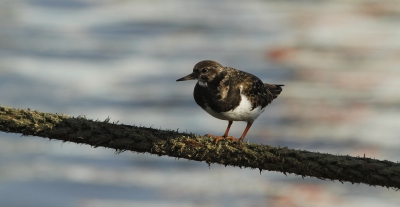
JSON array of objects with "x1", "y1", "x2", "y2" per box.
[{"x1": 1, "y1": 105, "x2": 399, "y2": 189}]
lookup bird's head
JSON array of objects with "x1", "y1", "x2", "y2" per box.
[{"x1": 176, "y1": 60, "x2": 224, "y2": 83}]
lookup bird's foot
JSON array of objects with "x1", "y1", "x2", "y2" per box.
[{"x1": 205, "y1": 134, "x2": 240, "y2": 144}]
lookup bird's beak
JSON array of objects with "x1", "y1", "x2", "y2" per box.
[{"x1": 176, "y1": 73, "x2": 196, "y2": 81}]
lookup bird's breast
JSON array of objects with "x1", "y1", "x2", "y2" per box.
[{"x1": 204, "y1": 93, "x2": 265, "y2": 122}]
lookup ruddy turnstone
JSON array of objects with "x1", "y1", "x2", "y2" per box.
[{"x1": 177, "y1": 60, "x2": 283, "y2": 143}]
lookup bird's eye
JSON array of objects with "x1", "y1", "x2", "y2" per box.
[{"x1": 201, "y1": 68, "x2": 208, "y2": 73}]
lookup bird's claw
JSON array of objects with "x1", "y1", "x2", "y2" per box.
[{"x1": 205, "y1": 134, "x2": 240, "y2": 144}]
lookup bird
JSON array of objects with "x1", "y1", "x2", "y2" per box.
[{"x1": 176, "y1": 60, "x2": 283, "y2": 143}]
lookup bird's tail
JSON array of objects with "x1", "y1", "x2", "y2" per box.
[{"x1": 264, "y1": 84, "x2": 284, "y2": 99}]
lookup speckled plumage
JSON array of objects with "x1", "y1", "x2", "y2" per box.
[{"x1": 177, "y1": 60, "x2": 283, "y2": 142}]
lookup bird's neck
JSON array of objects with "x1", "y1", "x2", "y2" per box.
[{"x1": 207, "y1": 71, "x2": 227, "y2": 88}]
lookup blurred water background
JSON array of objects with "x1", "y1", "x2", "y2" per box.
[{"x1": 1, "y1": 0, "x2": 400, "y2": 206}]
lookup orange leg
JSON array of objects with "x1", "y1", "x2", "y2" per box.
[
  {"x1": 206, "y1": 121, "x2": 238, "y2": 143},
  {"x1": 222, "y1": 121, "x2": 233, "y2": 137},
  {"x1": 238, "y1": 122, "x2": 253, "y2": 142}
]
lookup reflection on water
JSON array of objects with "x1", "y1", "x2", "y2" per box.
[{"x1": 1, "y1": 1, "x2": 400, "y2": 207}]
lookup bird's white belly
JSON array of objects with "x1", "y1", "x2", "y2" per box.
[{"x1": 204, "y1": 94, "x2": 264, "y2": 122}]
